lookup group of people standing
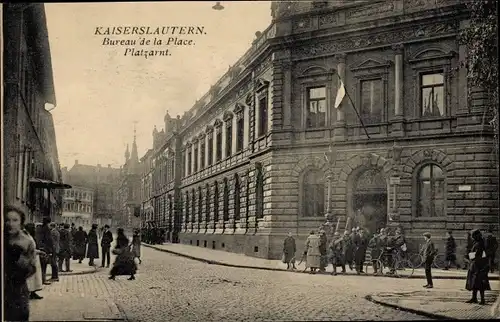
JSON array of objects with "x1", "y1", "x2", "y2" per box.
[{"x1": 3, "y1": 202, "x2": 144, "y2": 322}]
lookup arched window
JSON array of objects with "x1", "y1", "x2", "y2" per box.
[
  {"x1": 256, "y1": 164, "x2": 264, "y2": 219},
  {"x1": 223, "y1": 178, "x2": 229, "y2": 222},
  {"x1": 205, "y1": 184, "x2": 210, "y2": 227},
  {"x1": 302, "y1": 169, "x2": 325, "y2": 217},
  {"x1": 191, "y1": 189, "x2": 196, "y2": 223},
  {"x1": 198, "y1": 187, "x2": 203, "y2": 223},
  {"x1": 417, "y1": 164, "x2": 445, "y2": 217},
  {"x1": 214, "y1": 182, "x2": 219, "y2": 222},
  {"x1": 234, "y1": 174, "x2": 241, "y2": 221}
]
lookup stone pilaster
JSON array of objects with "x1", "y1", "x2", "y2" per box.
[
  {"x1": 226, "y1": 176, "x2": 236, "y2": 234},
  {"x1": 391, "y1": 43, "x2": 405, "y2": 137},
  {"x1": 206, "y1": 183, "x2": 215, "y2": 234},
  {"x1": 215, "y1": 181, "x2": 225, "y2": 234}
]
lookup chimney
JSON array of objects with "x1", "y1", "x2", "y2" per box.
[{"x1": 75, "y1": 160, "x2": 79, "y2": 165}]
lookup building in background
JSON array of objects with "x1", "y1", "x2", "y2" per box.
[
  {"x1": 146, "y1": 0, "x2": 495, "y2": 259},
  {"x1": 115, "y1": 129, "x2": 142, "y2": 233},
  {"x1": 61, "y1": 186, "x2": 94, "y2": 230},
  {"x1": 3, "y1": 3, "x2": 70, "y2": 223},
  {"x1": 139, "y1": 149, "x2": 154, "y2": 232},
  {"x1": 61, "y1": 161, "x2": 121, "y2": 227}
]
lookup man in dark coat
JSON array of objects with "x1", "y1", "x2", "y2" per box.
[
  {"x1": 387, "y1": 228, "x2": 406, "y2": 274},
  {"x1": 101, "y1": 225, "x2": 114, "y2": 268},
  {"x1": 342, "y1": 231, "x2": 354, "y2": 270},
  {"x1": 485, "y1": 227, "x2": 498, "y2": 273},
  {"x1": 319, "y1": 230, "x2": 328, "y2": 272},
  {"x1": 466, "y1": 229, "x2": 491, "y2": 304},
  {"x1": 444, "y1": 230, "x2": 459, "y2": 270},
  {"x1": 283, "y1": 232, "x2": 296, "y2": 270},
  {"x1": 329, "y1": 232, "x2": 345, "y2": 275},
  {"x1": 38, "y1": 217, "x2": 53, "y2": 285},
  {"x1": 58, "y1": 224, "x2": 72, "y2": 272},
  {"x1": 422, "y1": 232, "x2": 437, "y2": 289},
  {"x1": 464, "y1": 231, "x2": 474, "y2": 270},
  {"x1": 369, "y1": 233, "x2": 383, "y2": 275},
  {"x1": 354, "y1": 229, "x2": 369, "y2": 274},
  {"x1": 86, "y1": 224, "x2": 99, "y2": 266},
  {"x1": 70, "y1": 223, "x2": 77, "y2": 253},
  {"x1": 49, "y1": 223, "x2": 60, "y2": 282},
  {"x1": 73, "y1": 227, "x2": 87, "y2": 263}
]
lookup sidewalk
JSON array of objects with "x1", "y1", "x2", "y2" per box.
[
  {"x1": 143, "y1": 243, "x2": 500, "y2": 280},
  {"x1": 46, "y1": 260, "x2": 100, "y2": 276},
  {"x1": 30, "y1": 292, "x2": 125, "y2": 321},
  {"x1": 366, "y1": 290, "x2": 499, "y2": 320}
]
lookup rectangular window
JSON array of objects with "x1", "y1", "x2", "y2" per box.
[
  {"x1": 216, "y1": 131, "x2": 222, "y2": 162},
  {"x1": 421, "y1": 72, "x2": 444, "y2": 117},
  {"x1": 207, "y1": 136, "x2": 214, "y2": 166},
  {"x1": 226, "y1": 123, "x2": 232, "y2": 158},
  {"x1": 236, "y1": 116, "x2": 244, "y2": 152},
  {"x1": 306, "y1": 87, "x2": 327, "y2": 128},
  {"x1": 200, "y1": 141, "x2": 206, "y2": 169},
  {"x1": 187, "y1": 151, "x2": 192, "y2": 176},
  {"x1": 360, "y1": 79, "x2": 383, "y2": 123},
  {"x1": 193, "y1": 146, "x2": 198, "y2": 173},
  {"x1": 258, "y1": 96, "x2": 268, "y2": 136}
]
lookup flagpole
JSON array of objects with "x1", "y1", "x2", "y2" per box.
[{"x1": 336, "y1": 73, "x2": 371, "y2": 139}]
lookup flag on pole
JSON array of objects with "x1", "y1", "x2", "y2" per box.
[{"x1": 334, "y1": 78, "x2": 346, "y2": 109}]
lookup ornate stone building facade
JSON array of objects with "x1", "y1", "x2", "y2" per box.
[{"x1": 143, "y1": 0, "x2": 497, "y2": 259}]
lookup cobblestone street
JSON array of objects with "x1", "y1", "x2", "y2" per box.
[{"x1": 31, "y1": 246, "x2": 492, "y2": 322}]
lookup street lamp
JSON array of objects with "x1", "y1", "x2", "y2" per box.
[
  {"x1": 212, "y1": 2, "x2": 224, "y2": 10},
  {"x1": 321, "y1": 143, "x2": 337, "y2": 242}
]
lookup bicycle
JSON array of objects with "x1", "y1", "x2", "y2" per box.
[
  {"x1": 409, "y1": 245, "x2": 446, "y2": 269},
  {"x1": 369, "y1": 247, "x2": 415, "y2": 278}
]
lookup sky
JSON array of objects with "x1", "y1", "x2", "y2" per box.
[{"x1": 45, "y1": 1, "x2": 272, "y2": 169}]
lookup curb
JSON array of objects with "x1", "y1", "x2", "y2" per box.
[
  {"x1": 57, "y1": 266, "x2": 101, "y2": 276},
  {"x1": 143, "y1": 243, "x2": 493, "y2": 280},
  {"x1": 364, "y1": 294, "x2": 455, "y2": 320}
]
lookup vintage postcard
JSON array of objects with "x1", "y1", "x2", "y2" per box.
[{"x1": 2, "y1": 1, "x2": 499, "y2": 321}]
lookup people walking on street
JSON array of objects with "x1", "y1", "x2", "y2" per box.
[
  {"x1": 282, "y1": 232, "x2": 296, "y2": 270},
  {"x1": 354, "y1": 228, "x2": 368, "y2": 274},
  {"x1": 485, "y1": 227, "x2": 498, "y2": 273},
  {"x1": 38, "y1": 217, "x2": 53, "y2": 285},
  {"x1": 73, "y1": 226, "x2": 88, "y2": 263},
  {"x1": 466, "y1": 229, "x2": 491, "y2": 305},
  {"x1": 109, "y1": 228, "x2": 137, "y2": 281},
  {"x1": 24, "y1": 223, "x2": 44, "y2": 300},
  {"x1": 304, "y1": 231, "x2": 321, "y2": 274},
  {"x1": 319, "y1": 229, "x2": 328, "y2": 272},
  {"x1": 132, "y1": 229, "x2": 142, "y2": 264},
  {"x1": 70, "y1": 223, "x2": 77, "y2": 253},
  {"x1": 58, "y1": 224, "x2": 72, "y2": 272},
  {"x1": 329, "y1": 232, "x2": 345, "y2": 275},
  {"x1": 422, "y1": 232, "x2": 437, "y2": 289},
  {"x1": 444, "y1": 230, "x2": 459, "y2": 270},
  {"x1": 49, "y1": 222, "x2": 60, "y2": 282},
  {"x1": 86, "y1": 224, "x2": 99, "y2": 266},
  {"x1": 369, "y1": 232, "x2": 383, "y2": 275},
  {"x1": 101, "y1": 225, "x2": 114, "y2": 268},
  {"x1": 4, "y1": 204, "x2": 37, "y2": 322}
]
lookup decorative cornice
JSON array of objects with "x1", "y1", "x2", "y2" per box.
[
  {"x1": 214, "y1": 119, "x2": 223, "y2": 128},
  {"x1": 392, "y1": 43, "x2": 404, "y2": 54},
  {"x1": 205, "y1": 125, "x2": 214, "y2": 134},
  {"x1": 234, "y1": 102, "x2": 245, "y2": 115},
  {"x1": 223, "y1": 111, "x2": 234, "y2": 122},
  {"x1": 245, "y1": 93, "x2": 254, "y2": 106},
  {"x1": 255, "y1": 78, "x2": 270, "y2": 92}
]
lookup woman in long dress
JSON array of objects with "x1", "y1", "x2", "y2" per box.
[
  {"x1": 304, "y1": 231, "x2": 321, "y2": 274},
  {"x1": 131, "y1": 229, "x2": 142, "y2": 264},
  {"x1": 4, "y1": 204, "x2": 37, "y2": 322},
  {"x1": 465, "y1": 229, "x2": 491, "y2": 304},
  {"x1": 24, "y1": 223, "x2": 44, "y2": 300},
  {"x1": 73, "y1": 227, "x2": 88, "y2": 263},
  {"x1": 109, "y1": 228, "x2": 137, "y2": 281}
]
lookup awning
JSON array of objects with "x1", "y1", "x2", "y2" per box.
[{"x1": 29, "y1": 178, "x2": 72, "y2": 189}]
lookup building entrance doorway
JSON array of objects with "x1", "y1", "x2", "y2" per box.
[{"x1": 351, "y1": 168, "x2": 387, "y2": 235}]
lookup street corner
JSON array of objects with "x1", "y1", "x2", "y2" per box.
[
  {"x1": 30, "y1": 293, "x2": 126, "y2": 321},
  {"x1": 366, "y1": 290, "x2": 499, "y2": 320}
]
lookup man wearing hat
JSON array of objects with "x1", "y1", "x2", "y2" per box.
[
  {"x1": 329, "y1": 232, "x2": 345, "y2": 275},
  {"x1": 422, "y1": 232, "x2": 437, "y2": 288},
  {"x1": 319, "y1": 229, "x2": 328, "y2": 272}
]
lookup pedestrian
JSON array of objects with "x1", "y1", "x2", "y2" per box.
[
  {"x1": 132, "y1": 229, "x2": 142, "y2": 264},
  {"x1": 4, "y1": 204, "x2": 37, "y2": 322},
  {"x1": 24, "y1": 223, "x2": 44, "y2": 300},
  {"x1": 38, "y1": 217, "x2": 53, "y2": 285},
  {"x1": 282, "y1": 232, "x2": 296, "y2": 270},
  {"x1": 343, "y1": 230, "x2": 354, "y2": 271},
  {"x1": 329, "y1": 232, "x2": 345, "y2": 275},
  {"x1": 319, "y1": 229, "x2": 328, "y2": 272},
  {"x1": 465, "y1": 229, "x2": 491, "y2": 304},
  {"x1": 444, "y1": 230, "x2": 459, "y2": 270},
  {"x1": 101, "y1": 225, "x2": 114, "y2": 268},
  {"x1": 70, "y1": 223, "x2": 77, "y2": 252},
  {"x1": 422, "y1": 232, "x2": 437, "y2": 289},
  {"x1": 49, "y1": 223, "x2": 60, "y2": 282},
  {"x1": 86, "y1": 224, "x2": 99, "y2": 266},
  {"x1": 354, "y1": 228, "x2": 368, "y2": 274},
  {"x1": 463, "y1": 231, "x2": 474, "y2": 270},
  {"x1": 369, "y1": 232, "x2": 383, "y2": 275},
  {"x1": 73, "y1": 226, "x2": 87, "y2": 263},
  {"x1": 304, "y1": 230, "x2": 321, "y2": 274},
  {"x1": 387, "y1": 227, "x2": 406, "y2": 275},
  {"x1": 484, "y1": 227, "x2": 498, "y2": 273},
  {"x1": 58, "y1": 224, "x2": 72, "y2": 272},
  {"x1": 109, "y1": 228, "x2": 137, "y2": 281}
]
